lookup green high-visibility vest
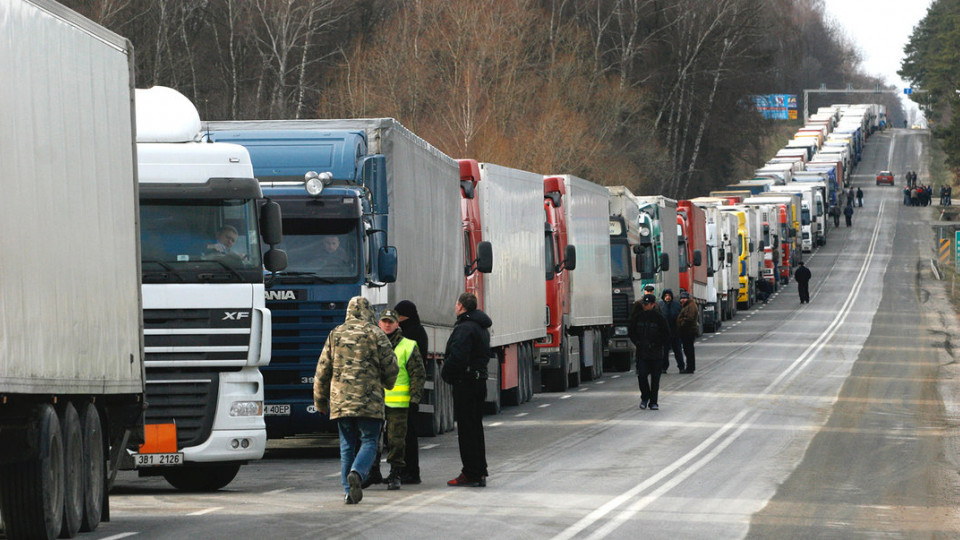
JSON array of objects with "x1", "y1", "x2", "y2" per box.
[{"x1": 385, "y1": 337, "x2": 417, "y2": 408}]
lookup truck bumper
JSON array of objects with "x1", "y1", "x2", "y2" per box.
[
  {"x1": 607, "y1": 337, "x2": 635, "y2": 353},
  {"x1": 702, "y1": 304, "x2": 718, "y2": 330},
  {"x1": 538, "y1": 349, "x2": 561, "y2": 369},
  {"x1": 181, "y1": 428, "x2": 266, "y2": 463}
]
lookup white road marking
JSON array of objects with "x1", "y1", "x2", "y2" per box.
[
  {"x1": 578, "y1": 387, "x2": 589, "y2": 392},
  {"x1": 489, "y1": 422, "x2": 503, "y2": 427},
  {"x1": 554, "y1": 200, "x2": 887, "y2": 540},
  {"x1": 265, "y1": 488, "x2": 293, "y2": 495},
  {"x1": 420, "y1": 444, "x2": 439, "y2": 450},
  {"x1": 539, "y1": 404, "x2": 551, "y2": 408},
  {"x1": 515, "y1": 412, "x2": 529, "y2": 417},
  {"x1": 101, "y1": 534, "x2": 139, "y2": 540},
  {"x1": 187, "y1": 507, "x2": 223, "y2": 516},
  {"x1": 560, "y1": 395, "x2": 572, "y2": 400}
]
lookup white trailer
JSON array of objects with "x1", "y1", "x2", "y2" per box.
[
  {"x1": 562, "y1": 176, "x2": 614, "y2": 380},
  {"x1": 0, "y1": 1, "x2": 144, "y2": 537},
  {"x1": 476, "y1": 163, "x2": 546, "y2": 408}
]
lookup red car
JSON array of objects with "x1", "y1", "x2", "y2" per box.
[{"x1": 876, "y1": 171, "x2": 894, "y2": 185}]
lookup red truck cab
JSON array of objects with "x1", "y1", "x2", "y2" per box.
[
  {"x1": 777, "y1": 204, "x2": 792, "y2": 283},
  {"x1": 458, "y1": 159, "x2": 486, "y2": 304},
  {"x1": 676, "y1": 201, "x2": 707, "y2": 307}
]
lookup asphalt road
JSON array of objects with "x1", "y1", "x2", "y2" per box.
[{"x1": 88, "y1": 128, "x2": 960, "y2": 539}]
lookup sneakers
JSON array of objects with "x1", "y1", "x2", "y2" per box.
[
  {"x1": 447, "y1": 473, "x2": 486, "y2": 487},
  {"x1": 344, "y1": 493, "x2": 357, "y2": 505},
  {"x1": 347, "y1": 470, "x2": 363, "y2": 503},
  {"x1": 639, "y1": 399, "x2": 648, "y2": 410},
  {"x1": 649, "y1": 403, "x2": 659, "y2": 410}
]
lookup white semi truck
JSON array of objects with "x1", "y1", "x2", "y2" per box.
[
  {"x1": 129, "y1": 87, "x2": 287, "y2": 491},
  {"x1": 0, "y1": 1, "x2": 144, "y2": 537}
]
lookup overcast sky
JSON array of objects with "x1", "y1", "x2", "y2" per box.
[{"x1": 821, "y1": 0, "x2": 933, "y2": 119}]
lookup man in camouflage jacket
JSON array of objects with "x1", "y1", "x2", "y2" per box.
[{"x1": 314, "y1": 296, "x2": 398, "y2": 504}]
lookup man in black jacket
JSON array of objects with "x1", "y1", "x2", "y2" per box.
[
  {"x1": 795, "y1": 261, "x2": 812, "y2": 304},
  {"x1": 441, "y1": 292, "x2": 492, "y2": 487},
  {"x1": 629, "y1": 294, "x2": 669, "y2": 410},
  {"x1": 394, "y1": 300, "x2": 428, "y2": 485}
]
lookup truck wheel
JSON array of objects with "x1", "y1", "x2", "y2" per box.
[
  {"x1": 0, "y1": 403, "x2": 64, "y2": 540},
  {"x1": 78, "y1": 403, "x2": 104, "y2": 532},
  {"x1": 59, "y1": 402, "x2": 84, "y2": 538},
  {"x1": 162, "y1": 464, "x2": 241, "y2": 492},
  {"x1": 522, "y1": 343, "x2": 535, "y2": 403}
]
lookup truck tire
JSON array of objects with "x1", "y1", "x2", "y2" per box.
[
  {"x1": 521, "y1": 343, "x2": 534, "y2": 403},
  {"x1": 0, "y1": 403, "x2": 64, "y2": 540},
  {"x1": 78, "y1": 403, "x2": 104, "y2": 532},
  {"x1": 162, "y1": 464, "x2": 241, "y2": 492},
  {"x1": 59, "y1": 402, "x2": 84, "y2": 538}
]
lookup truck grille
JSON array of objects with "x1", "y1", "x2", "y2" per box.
[
  {"x1": 612, "y1": 292, "x2": 633, "y2": 322},
  {"x1": 143, "y1": 308, "x2": 252, "y2": 365},
  {"x1": 265, "y1": 299, "x2": 346, "y2": 401},
  {"x1": 144, "y1": 370, "x2": 219, "y2": 449}
]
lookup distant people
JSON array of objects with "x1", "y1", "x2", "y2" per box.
[
  {"x1": 676, "y1": 291, "x2": 699, "y2": 374},
  {"x1": 843, "y1": 204, "x2": 854, "y2": 227},
  {"x1": 442, "y1": 292, "x2": 492, "y2": 488},
  {"x1": 904, "y1": 186, "x2": 912, "y2": 206},
  {"x1": 829, "y1": 205, "x2": 841, "y2": 227},
  {"x1": 847, "y1": 187, "x2": 855, "y2": 205},
  {"x1": 757, "y1": 278, "x2": 774, "y2": 303},
  {"x1": 947, "y1": 185, "x2": 953, "y2": 206},
  {"x1": 629, "y1": 294, "x2": 669, "y2": 410},
  {"x1": 394, "y1": 300, "x2": 428, "y2": 485},
  {"x1": 856, "y1": 187, "x2": 863, "y2": 207},
  {"x1": 377, "y1": 309, "x2": 425, "y2": 491},
  {"x1": 910, "y1": 186, "x2": 919, "y2": 206},
  {"x1": 313, "y1": 296, "x2": 398, "y2": 505},
  {"x1": 794, "y1": 261, "x2": 812, "y2": 304},
  {"x1": 657, "y1": 289, "x2": 684, "y2": 373}
]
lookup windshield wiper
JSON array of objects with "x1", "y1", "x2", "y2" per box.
[
  {"x1": 142, "y1": 259, "x2": 186, "y2": 282},
  {"x1": 201, "y1": 260, "x2": 246, "y2": 281}
]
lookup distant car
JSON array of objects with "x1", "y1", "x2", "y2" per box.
[{"x1": 876, "y1": 171, "x2": 894, "y2": 186}]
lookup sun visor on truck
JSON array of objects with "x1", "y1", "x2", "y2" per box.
[{"x1": 139, "y1": 177, "x2": 262, "y2": 199}]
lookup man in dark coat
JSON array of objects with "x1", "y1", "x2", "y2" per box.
[
  {"x1": 794, "y1": 261, "x2": 812, "y2": 304},
  {"x1": 676, "y1": 291, "x2": 699, "y2": 374},
  {"x1": 856, "y1": 187, "x2": 863, "y2": 207},
  {"x1": 629, "y1": 294, "x2": 669, "y2": 410},
  {"x1": 441, "y1": 292, "x2": 492, "y2": 487},
  {"x1": 394, "y1": 300, "x2": 428, "y2": 485},
  {"x1": 843, "y1": 204, "x2": 854, "y2": 227},
  {"x1": 657, "y1": 289, "x2": 684, "y2": 373}
]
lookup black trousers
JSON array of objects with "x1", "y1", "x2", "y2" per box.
[
  {"x1": 798, "y1": 282, "x2": 810, "y2": 303},
  {"x1": 453, "y1": 379, "x2": 487, "y2": 480},
  {"x1": 637, "y1": 360, "x2": 661, "y2": 405},
  {"x1": 680, "y1": 335, "x2": 696, "y2": 372},
  {"x1": 661, "y1": 335, "x2": 684, "y2": 371}
]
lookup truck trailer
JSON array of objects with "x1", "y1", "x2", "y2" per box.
[{"x1": 0, "y1": 1, "x2": 144, "y2": 537}]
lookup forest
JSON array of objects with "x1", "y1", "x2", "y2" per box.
[
  {"x1": 60, "y1": 0, "x2": 905, "y2": 196},
  {"x1": 901, "y1": 0, "x2": 960, "y2": 174}
]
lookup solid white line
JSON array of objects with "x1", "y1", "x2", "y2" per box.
[
  {"x1": 265, "y1": 488, "x2": 293, "y2": 495},
  {"x1": 553, "y1": 200, "x2": 886, "y2": 540},
  {"x1": 187, "y1": 507, "x2": 223, "y2": 516}
]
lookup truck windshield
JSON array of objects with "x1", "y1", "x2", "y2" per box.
[
  {"x1": 140, "y1": 199, "x2": 263, "y2": 284},
  {"x1": 544, "y1": 230, "x2": 556, "y2": 279},
  {"x1": 609, "y1": 243, "x2": 632, "y2": 281},
  {"x1": 636, "y1": 243, "x2": 657, "y2": 277},
  {"x1": 801, "y1": 209, "x2": 811, "y2": 226},
  {"x1": 272, "y1": 218, "x2": 361, "y2": 283}
]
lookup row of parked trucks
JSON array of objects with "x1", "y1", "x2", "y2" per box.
[{"x1": 0, "y1": 1, "x2": 881, "y2": 537}]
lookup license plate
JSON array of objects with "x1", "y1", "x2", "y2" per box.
[
  {"x1": 264, "y1": 404, "x2": 291, "y2": 416},
  {"x1": 134, "y1": 452, "x2": 183, "y2": 467}
]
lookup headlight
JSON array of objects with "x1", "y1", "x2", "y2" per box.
[
  {"x1": 639, "y1": 226, "x2": 651, "y2": 236},
  {"x1": 230, "y1": 401, "x2": 263, "y2": 417},
  {"x1": 704, "y1": 306, "x2": 715, "y2": 312},
  {"x1": 614, "y1": 326, "x2": 628, "y2": 336}
]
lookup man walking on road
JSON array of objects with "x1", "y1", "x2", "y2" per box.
[
  {"x1": 442, "y1": 292, "x2": 492, "y2": 487},
  {"x1": 677, "y1": 291, "x2": 699, "y2": 374},
  {"x1": 794, "y1": 261, "x2": 812, "y2": 304},
  {"x1": 657, "y1": 289, "x2": 684, "y2": 373},
  {"x1": 843, "y1": 204, "x2": 854, "y2": 227},
  {"x1": 314, "y1": 296, "x2": 398, "y2": 505},
  {"x1": 856, "y1": 187, "x2": 863, "y2": 207},
  {"x1": 629, "y1": 294, "x2": 669, "y2": 410}
]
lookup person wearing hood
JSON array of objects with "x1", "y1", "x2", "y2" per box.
[
  {"x1": 394, "y1": 299, "x2": 428, "y2": 485},
  {"x1": 441, "y1": 292, "x2": 492, "y2": 487},
  {"x1": 314, "y1": 296, "x2": 399, "y2": 505},
  {"x1": 657, "y1": 289, "x2": 685, "y2": 373},
  {"x1": 676, "y1": 291, "x2": 699, "y2": 374},
  {"x1": 629, "y1": 294, "x2": 669, "y2": 410}
]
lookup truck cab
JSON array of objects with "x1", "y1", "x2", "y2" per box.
[
  {"x1": 134, "y1": 87, "x2": 286, "y2": 491},
  {"x1": 539, "y1": 176, "x2": 577, "y2": 391}
]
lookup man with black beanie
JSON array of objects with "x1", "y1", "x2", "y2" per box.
[{"x1": 394, "y1": 300, "x2": 428, "y2": 484}]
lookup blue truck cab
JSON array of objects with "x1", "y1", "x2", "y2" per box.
[{"x1": 204, "y1": 125, "x2": 397, "y2": 438}]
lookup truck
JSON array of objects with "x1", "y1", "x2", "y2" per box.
[
  {"x1": 770, "y1": 184, "x2": 824, "y2": 250},
  {"x1": 689, "y1": 199, "x2": 736, "y2": 332},
  {"x1": 133, "y1": 87, "x2": 287, "y2": 491},
  {"x1": 539, "y1": 175, "x2": 612, "y2": 391},
  {"x1": 457, "y1": 160, "x2": 542, "y2": 410},
  {"x1": 606, "y1": 186, "x2": 647, "y2": 371},
  {"x1": 720, "y1": 207, "x2": 754, "y2": 309},
  {"x1": 634, "y1": 196, "x2": 680, "y2": 296},
  {"x1": 205, "y1": 118, "x2": 462, "y2": 437},
  {"x1": 0, "y1": 2, "x2": 144, "y2": 537},
  {"x1": 676, "y1": 201, "x2": 708, "y2": 329}
]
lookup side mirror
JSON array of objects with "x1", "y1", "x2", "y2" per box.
[
  {"x1": 758, "y1": 240, "x2": 766, "y2": 251},
  {"x1": 748, "y1": 242, "x2": 755, "y2": 252},
  {"x1": 659, "y1": 253, "x2": 669, "y2": 272},
  {"x1": 475, "y1": 241, "x2": 493, "y2": 274},
  {"x1": 263, "y1": 248, "x2": 288, "y2": 272},
  {"x1": 707, "y1": 266, "x2": 715, "y2": 277},
  {"x1": 692, "y1": 250, "x2": 702, "y2": 267},
  {"x1": 378, "y1": 246, "x2": 398, "y2": 283},
  {"x1": 726, "y1": 252, "x2": 733, "y2": 265},
  {"x1": 260, "y1": 201, "x2": 283, "y2": 245},
  {"x1": 563, "y1": 245, "x2": 577, "y2": 271}
]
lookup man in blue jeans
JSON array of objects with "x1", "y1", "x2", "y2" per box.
[{"x1": 314, "y1": 296, "x2": 398, "y2": 504}]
